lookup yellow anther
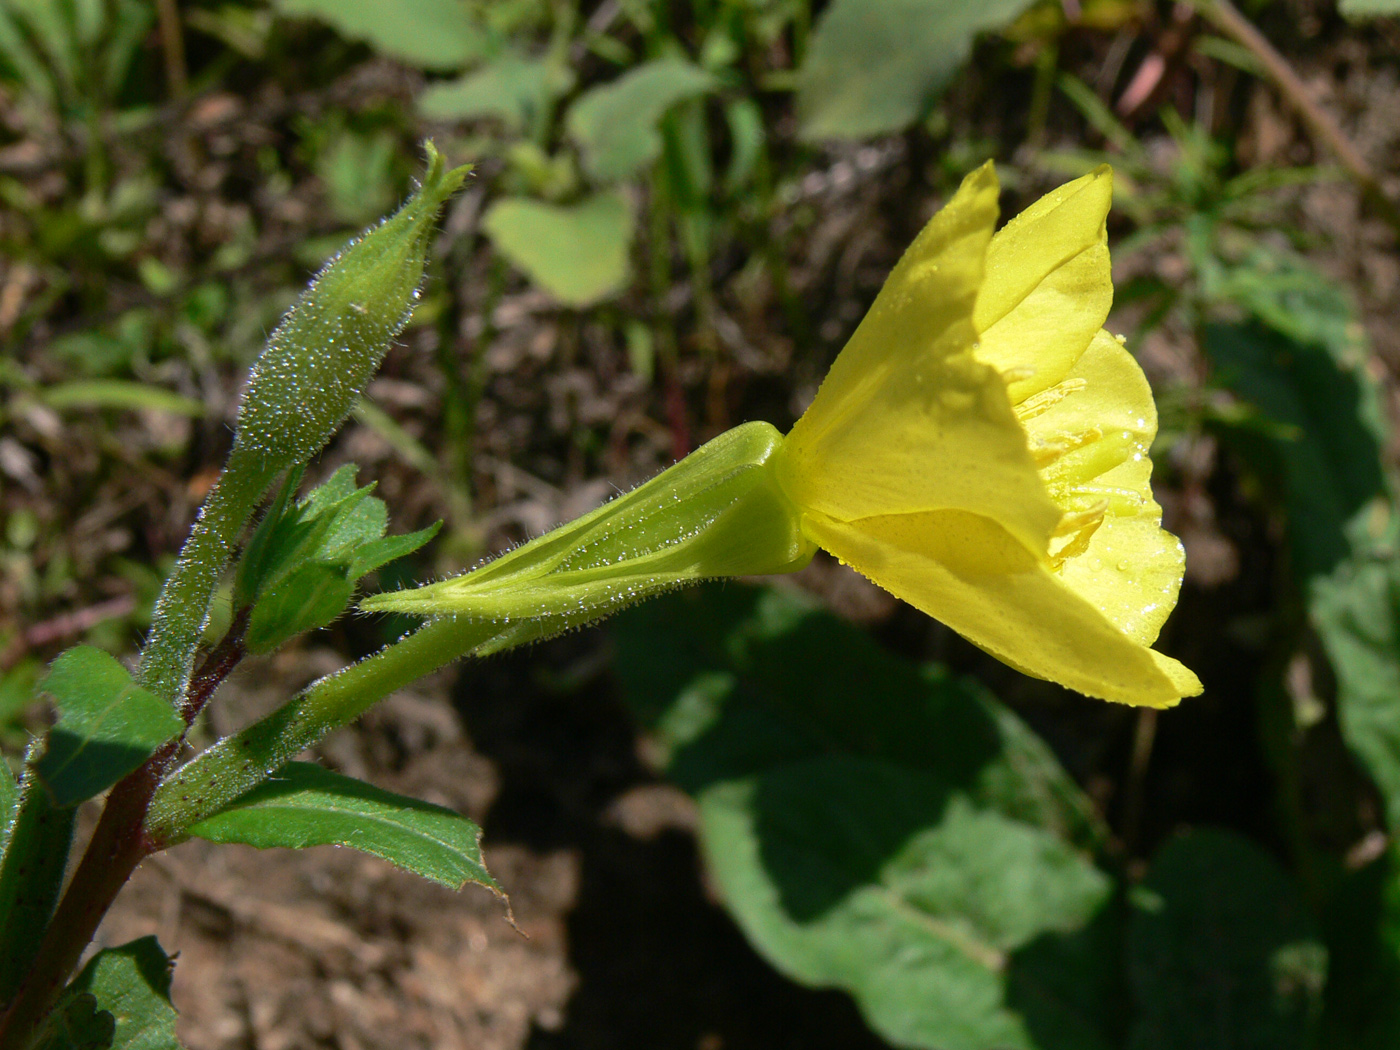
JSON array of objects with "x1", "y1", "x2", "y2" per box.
[
  {"x1": 1014, "y1": 378, "x2": 1087, "y2": 422},
  {"x1": 1030, "y1": 427, "x2": 1102, "y2": 467},
  {"x1": 1049, "y1": 501, "x2": 1107, "y2": 569}
]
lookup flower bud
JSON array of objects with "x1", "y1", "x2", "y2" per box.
[{"x1": 229, "y1": 142, "x2": 470, "y2": 478}]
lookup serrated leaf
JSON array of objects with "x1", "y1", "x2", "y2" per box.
[
  {"x1": 274, "y1": 0, "x2": 486, "y2": 69},
  {"x1": 1128, "y1": 829, "x2": 1326, "y2": 1050},
  {"x1": 244, "y1": 563, "x2": 356, "y2": 654},
  {"x1": 796, "y1": 0, "x2": 1037, "y2": 140},
  {"x1": 31, "y1": 991, "x2": 115, "y2": 1050},
  {"x1": 418, "y1": 53, "x2": 573, "y2": 132},
  {"x1": 483, "y1": 192, "x2": 634, "y2": 306},
  {"x1": 67, "y1": 937, "x2": 181, "y2": 1050},
  {"x1": 613, "y1": 585, "x2": 1116, "y2": 1050},
  {"x1": 188, "y1": 762, "x2": 497, "y2": 891},
  {"x1": 35, "y1": 647, "x2": 183, "y2": 807},
  {"x1": 565, "y1": 57, "x2": 716, "y2": 181}
]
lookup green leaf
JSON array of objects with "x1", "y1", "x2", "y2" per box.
[
  {"x1": 613, "y1": 585, "x2": 1117, "y2": 1050},
  {"x1": 565, "y1": 57, "x2": 717, "y2": 181},
  {"x1": 1204, "y1": 255, "x2": 1388, "y2": 581},
  {"x1": 483, "y1": 192, "x2": 634, "y2": 306},
  {"x1": 418, "y1": 53, "x2": 574, "y2": 132},
  {"x1": 0, "y1": 755, "x2": 77, "y2": 1003},
  {"x1": 347, "y1": 521, "x2": 442, "y2": 578},
  {"x1": 0, "y1": 752, "x2": 17, "y2": 849},
  {"x1": 1128, "y1": 829, "x2": 1327, "y2": 1050},
  {"x1": 1339, "y1": 0, "x2": 1400, "y2": 18},
  {"x1": 187, "y1": 761, "x2": 498, "y2": 891},
  {"x1": 1318, "y1": 845, "x2": 1400, "y2": 1046},
  {"x1": 243, "y1": 563, "x2": 356, "y2": 654},
  {"x1": 1310, "y1": 552, "x2": 1400, "y2": 830},
  {"x1": 796, "y1": 0, "x2": 1037, "y2": 140},
  {"x1": 40, "y1": 380, "x2": 206, "y2": 417},
  {"x1": 35, "y1": 646, "x2": 183, "y2": 807},
  {"x1": 274, "y1": 0, "x2": 487, "y2": 69},
  {"x1": 1201, "y1": 260, "x2": 1400, "y2": 831},
  {"x1": 66, "y1": 936, "x2": 182, "y2": 1050},
  {"x1": 235, "y1": 466, "x2": 437, "y2": 652},
  {"x1": 31, "y1": 992, "x2": 115, "y2": 1050}
]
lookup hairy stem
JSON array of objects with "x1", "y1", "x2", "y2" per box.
[
  {"x1": 146, "y1": 616, "x2": 500, "y2": 845},
  {"x1": 137, "y1": 457, "x2": 275, "y2": 713}
]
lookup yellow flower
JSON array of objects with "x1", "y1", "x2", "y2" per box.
[
  {"x1": 365, "y1": 161, "x2": 1199, "y2": 707},
  {"x1": 773, "y1": 162, "x2": 1201, "y2": 707}
]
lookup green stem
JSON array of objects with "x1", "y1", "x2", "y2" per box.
[
  {"x1": 145, "y1": 615, "x2": 499, "y2": 844},
  {"x1": 136, "y1": 453, "x2": 275, "y2": 711}
]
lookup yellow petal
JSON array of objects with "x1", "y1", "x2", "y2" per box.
[
  {"x1": 973, "y1": 166, "x2": 1114, "y2": 404},
  {"x1": 778, "y1": 162, "x2": 1063, "y2": 556},
  {"x1": 803, "y1": 507, "x2": 1198, "y2": 707},
  {"x1": 1020, "y1": 330, "x2": 1183, "y2": 645}
]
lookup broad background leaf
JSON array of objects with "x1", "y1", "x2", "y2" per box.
[
  {"x1": 613, "y1": 585, "x2": 1118, "y2": 1050},
  {"x1": 188, "y1": 761, "x2": 498, "y2": 892},
  {"x1": 35, "y1": 646, "x2": 182, "y2": 807},
  {"x1": 275, "y1": 0, "x2": 485, "y2": 70},
  {"x1": 418, "y1": 52, "x2": 573, "y2": 132},
  {"x1": 1203, "y1": 258, "x2": 1400, "y2": 832},
  {"x1": 1128, "y1": 829, "x2": 1326, "y2": 1050},
  {"x1": 565, "y1": 57, "x2": 716, "y2": 181},
  {"x1": 1339, "y1": 0, "x2": 1400, "y2": 17},
  {"x1": 483, "y1": 192, "x2": 633, "y2": 306},
  {"x1": 796, "y1": 0, "x2": 1037, "y2": 140}
]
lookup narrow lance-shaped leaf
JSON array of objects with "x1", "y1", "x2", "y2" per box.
[
  {"x1": 187, "y1": 762, "x2": 498, "y2": 892},
  {"x1": 0, "y1": 750, "x2": 78, "y2": 1004},
  {"x1": 35, "y1": 646, "x2": 183, "y2": 808}
]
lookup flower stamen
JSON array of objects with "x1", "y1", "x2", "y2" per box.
[
  {"x1": 1049, "y1": 501, "x2": 1107, "y2": 569},
  {"x1": 1014, "y1": 378, "x2": 1087, "y2": 422}
]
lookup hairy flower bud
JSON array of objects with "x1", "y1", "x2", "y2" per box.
[{"x1": 230, "y1": 142, "x2": 470, "y2": 479}]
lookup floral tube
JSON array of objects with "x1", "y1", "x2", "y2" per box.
[{"x1": 364, "y1": 163, "x2": 1201, "y2": 707}]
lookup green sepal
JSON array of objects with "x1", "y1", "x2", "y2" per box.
[
  {"x1": 187, "y1": 761, "x2": 498, "y2": 892},
  {"x1": 35, "y1": 646, "x2": 184, "y2": 807},
  {"x1": 236, "y1": 465, "x2": 442, "y2": 653},
  {"x1": 361, "y1": 421, "x2": 815, "y2": 624}
]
